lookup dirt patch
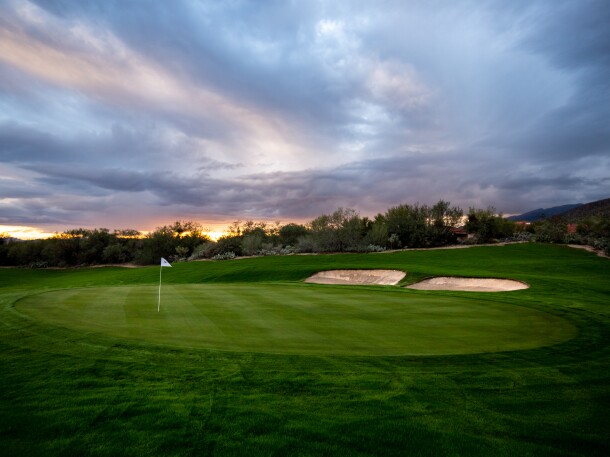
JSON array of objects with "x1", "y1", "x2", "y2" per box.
[
  {"x1": 305, "y1": 270, "x2": 406, "y2": 285},
  {"x1": 406, "y1": 277, "x2": 529, "y2": 292},
  {"x1": 567, "y1": 244, "x2": 609, "y2": 259}
]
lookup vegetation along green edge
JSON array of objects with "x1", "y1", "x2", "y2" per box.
[
  {"x1": 3, "y1": 199, "x2": 609, "y2": 267},
  {"x1": 0, "y1": 243, "x2": 609, "y2": 456}
]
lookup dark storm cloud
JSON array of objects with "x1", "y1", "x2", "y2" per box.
[
  {"x1": 0, "y1": 195, "x2": 85, "y2": 225},
  {"x1": 1, "y1": 0, "x2": 608, "y2": 232},
  {"x1": 0, "y1": 121, "x2": 240, "y2": 174},
  {"x1": 14, "y1": 151, "x2": 506, "y2": 218},
  {"x1": 10, "y1": 142, "x2": 609, "y2": 225},
  {"x1": 524, "y1": 0, "x2": 610, "y2": 74},
  {"x1": 0, "y1": 122, "x2": 149, "y2": 167},
  {"x1": 0, "y1": 177, "x2": 44, "y2": 199},
  {"x1": 503, "y1": 0, "x2": 610, "y2": 162},
  {"x1": 0, "y1": 123, "x2": 71, "y2": 162}
]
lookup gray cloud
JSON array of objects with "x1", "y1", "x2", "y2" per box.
[
  {"x1": 523, "y1": 0, "x2": 610, "y2": 74},
  {"x1": 1, "y1": 0, "x2": 608, "y2": 232},
  {"x1": 503, "y1": 0, "x2": 610, "y2": 163}
]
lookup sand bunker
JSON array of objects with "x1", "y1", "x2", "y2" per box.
[
  {"x1": 406, "y1": 277, "x2": 529, "y2": 292},
  {"x1": 305, "y1": 270, "x2": 406, "y2": 285}
]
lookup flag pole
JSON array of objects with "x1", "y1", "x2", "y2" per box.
[
  {"x1": 158, "y1": 257, "x2": 171, "y2": 312},
  {"x1": 158, "y1": 262, "x2": 162, "y2": 312}
]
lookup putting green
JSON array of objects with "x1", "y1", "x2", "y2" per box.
[{"x1": 16, "y1": 284, "x2": 576, "y2": 356}]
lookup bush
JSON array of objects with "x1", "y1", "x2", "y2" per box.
[
  {"x1": 175, "y1": 246, "x2": 189, "y2": 260},
  {"x1": 459, "y1": 236, "x2": 480, "y2": 245},
  {"x1": 188, "y1": 242, "x2": 217, "y2": 260},
  {"x1": 533, "y1": 220, "x2": 566, "y2": 243},
  {"x1": 214, "y1": 237, "x2": 243, "y2": 257},
  {"x1": 279, "y1": 246, "x2": 296, "y2": 255},
  {"x1": 295, "y1": 236, "x2": 316, "y2": 253},
  {"x1": 29, "y1": 261, "x2": 49, "y2": 269},
  {"x1": 501, "y1": 232, "x2": 534, "y2": 243},
  {"x1": 102, "y1": 243, "x2": 129, "y2": 264},
  {"x1": 592, "y1": 238, "x2": 610, "y2": 256},
  {"x1": 465, "y1": 207, "x2": 515, "y2": 243},
  {"x1": 563, "y1": 233, "x2": 583, "y2": 245},
  {"x1": 279, "y1": 223, "x2": 309, "y2": 247},
  {"x1": 211, "y1": 252, "x2": 236, "y2": 261},
  {"x1": 242, "y1": 234, "x2": 263, "y2": 256}
]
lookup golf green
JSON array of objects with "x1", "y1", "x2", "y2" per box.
[{"x1": 16, "y1": 284, "x2": 575, "y2": 356}]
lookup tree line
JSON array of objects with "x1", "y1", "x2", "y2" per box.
[{"x1": 1, "y1": 200, "x2": 608, "y2": 267}]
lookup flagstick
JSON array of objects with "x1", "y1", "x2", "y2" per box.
[
  {"x1": 158, "y1": 257, "x2": 172, "y2": 312},
  {"x1": 158, "y1": 263, "x2": 162, "y2": 312}
]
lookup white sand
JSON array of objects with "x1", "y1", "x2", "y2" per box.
[
  {"x1": 305, "y1": 269, "x2": 406, "y2": 285},
  {"x1": 406, "y1": 277, "x2": 529, "y2": 292}
]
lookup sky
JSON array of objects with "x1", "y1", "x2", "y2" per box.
[{"x1": 1, "y1": 0, "x2": 609, "y2": 237}]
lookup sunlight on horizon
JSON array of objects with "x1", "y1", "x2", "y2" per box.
[
  {"x1": 204, "y1": 230, "x2": 225, "y2": 241},
  {"x1": 0, "y1": 225, "x2": 57, "y2": 240},
  {"x1": 0, "y1": 224, "x2": 228, "y2": 241}
]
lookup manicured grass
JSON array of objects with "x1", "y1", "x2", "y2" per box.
[
  {"x1": 1, "y1": 243, "x2": 609, "y2": 456},
  {"x1": 17, "y1": 284, "x2": 574, "y2": 356}
]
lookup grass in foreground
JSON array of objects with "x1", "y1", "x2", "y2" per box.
[{"x1": 0, "y1": 243, "x2": 609, "y2": 456}]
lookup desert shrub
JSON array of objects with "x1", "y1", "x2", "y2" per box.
[
  {"x1": 255, "y1": 242, "x2": 285, "y2": 256},
  {"x1": 188, "y1": 242, "x2": 217, "y2": 260},
  {"x1": 563, "y1": 233, "x2": 583, "y2": 244},
  {"x1": 242, "y1": 234, "x2": 263, "y2": 256},
  {"x1": 256, "y1": 249, "x2": 275, "y2": 256},
  {"x1": 211, "y1": 251, "x2": 236, "y2": 261},
  {"x1": 513, "y1": 232, "x2": 534, "y2": 242},
  {"x1": 102, "y1": 243, "x2": 130, "y2": 263},
  {"x1": 387, "y1": 233, "x2": 401, "y2": 249},
  {"x1": 295, "y1": 235, "x2": 316, "y2": 253},
  {"x1": 29, "y1": 261, "x2": 49, "y2": 269},
  {"x1": 279, "y1": 223, "x2": 309, "y2": 247},
  {"x1": 459, "y1": 236, "x2": 480, "y2": 245},
  {"x1": 279, "y1": 246, "x2": 296, "y2": 255},
  {"x1": 592, "y1": 238, "x2": 610, "y2": 256},
  {"x1": 500, "y1": 232, "x2": 534, "y2": 243},
  {"x1": 175, "y1": 245, "x2": 189, "y2": 260},
  {"x1": 533, "y1": 220, "x2": 567, "y2": 243},
  {"x1": 465, "y1": 207, "x2": 515, "y2": 243},
  {"x1": 213, "y1": 236, "x2": 243, "y2": 257}
]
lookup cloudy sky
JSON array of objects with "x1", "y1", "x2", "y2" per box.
[{"x1": 1, "y1": 0, "x2": 609, "y2": 236}]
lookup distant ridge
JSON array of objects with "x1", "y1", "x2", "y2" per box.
[
  {"x1": 507, "y1": 204, "x2": 582, "y2": 222},
  {"x1": 555, "y1": 198, "x2": 610, "y2": 222},
  {"x1": 508, "y1": 198, "x2": 610, "y2": 222}
]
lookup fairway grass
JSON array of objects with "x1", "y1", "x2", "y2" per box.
[
  {"x1": 1, "y1": 243, "x2": 609, "y2": 456},
  {"x1": 17, "y1": 284, "x2": 574, "y2": 356}
]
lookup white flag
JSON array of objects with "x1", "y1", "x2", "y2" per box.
[
  {"x1": 158, "y1": 257, "x2": 171, "y2": 312},
  {"x1": 161, "y1": 257, "x2": 172, "y2": 267}
]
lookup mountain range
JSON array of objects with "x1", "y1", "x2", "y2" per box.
[{"x1": 508, "y1": 198, "x2": 610, "y2": 222}]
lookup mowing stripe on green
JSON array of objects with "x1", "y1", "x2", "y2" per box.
[{"x1": 16, "y1": 284, "x2": 576, "y2": 356}]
